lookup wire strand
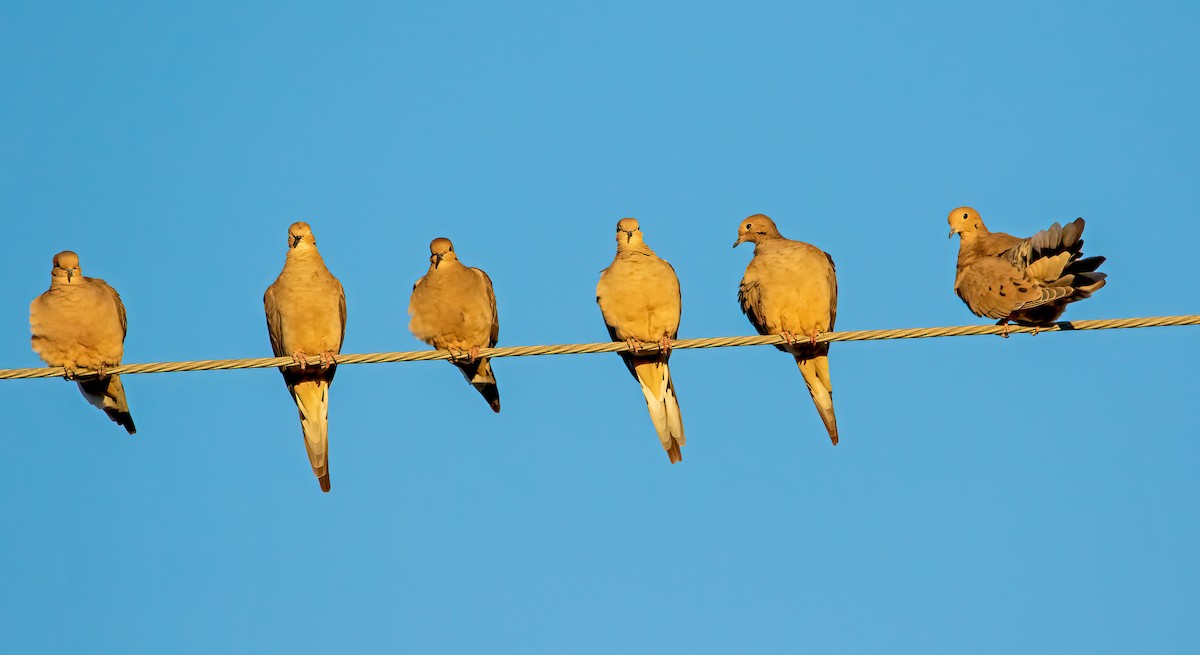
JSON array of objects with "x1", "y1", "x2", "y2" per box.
[{"x1": 2, "y1": 314, "x2": 1197, "y2": 381}]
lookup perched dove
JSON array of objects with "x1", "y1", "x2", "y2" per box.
[
  {"x1": 948, "y1": 207, "x2": 1106, "y2": 329},
  {"x1": 30, "y1": 251, "x2": 136, "y2": 434},
  {"x1": 596, "y1": 218, "x2": 685, "y2": 463},
  {"x1": 264, "y1": 222, "x2": 346, "y2": 493},
  {"x1": 734, "y1": 214, "x2": 839, "y2": 445},
  {"x1": 409, "y1": 238, "x2": 501, "y2": 412}
]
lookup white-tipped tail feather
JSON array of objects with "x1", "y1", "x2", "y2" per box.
[
  {"x1": 292, "y1": 379, "x2": 331, "y2": 492},
  {"x1": 633, "y1": 361, "x2": 685, "y2": 463},
  {"x1": 796, "y1": 355, "x2": 838, "y2": 445}
]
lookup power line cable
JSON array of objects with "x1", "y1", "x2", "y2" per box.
[{"x1": 2, "y1": 314, "x2": 1196, "y2": 381}]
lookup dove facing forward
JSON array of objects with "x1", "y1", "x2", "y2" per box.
[
  {"x1": 596, "y1": 218, "x2": 685, "y2": 463},
  {"x1": 409, "y1": 238, "x2": 501, "y2": 412},
  {"x1": 30, "y1": 251, "x2": 136, "y2": 434},
  {"x1": 734, "y1": 214, "x2": 839, "y2": 445},
  {"x1": 264, "y1": 222, "x2": 346, "y2": 493},
  {"x1": 948, "y1": 207, "x2": 1106, "y2": 329}
]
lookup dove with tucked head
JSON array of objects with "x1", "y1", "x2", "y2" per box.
[
  {"x1": 596, "y1": 218, "x2": 686, "y2": 463},
  {"x1": 30, "y1": 251, "x2": 136, "y2": 434},
  {"x1": 409, "y1": 237, "x2": 502, "y2": 412}
]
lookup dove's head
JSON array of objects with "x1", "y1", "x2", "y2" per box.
[
  {"x1": 947, "y1": 207, "x2": 986, "y2": 240},
  {"x1": 287, "y1": 222, "x2": 317, "y2": 249},
  {"x1": 428, "y1": 237, "x2": 458, "y2": 268},
  {"x1": 615, "y1": 218, "x2": 645, "y2": 246},
  {"x1": 733, "y1": 214, "x2": 781, "y2": 248},
  {"x1": 51, "y1": 250, "x2": 82, "y2": 284}
]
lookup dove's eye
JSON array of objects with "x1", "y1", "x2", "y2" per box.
[
  {"x1": 962, "y1": 213, "x2": 968, "y2": 219},
  {"x1": 745, "y1": 223, "x2": 752, "y2": 230}
]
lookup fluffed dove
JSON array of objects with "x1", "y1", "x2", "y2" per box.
[
  {"x1": 409, "y1": 238, "x2": 501, "y2": 412},
  {"x1": 948, "y1": 207, "x2": 1106, "y2": 330},
  {"x1": 30, "y1": 251, "x2": 136, "y2": 434},
  {"x1": 264, "y1": 222, "x2": 347, "y2": 493},
  {"x1": 734, "y1": 214, "x2": 839, "y2": 445},
  {"x1": 596, "y1": 218, "x2": 685, "y2": 463}
]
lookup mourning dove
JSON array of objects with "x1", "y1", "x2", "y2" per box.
[
  {"x1": 596, "y1": 218, "x2": 685, "y2": 463},
  {"x1": 948, "y1": 207, "x2": 1106, "y2": 330},
  {"x1": 30, "y1": 251, "x2": 136, "y2": 434},
  {"x1": 264, "y1": 222, "x2": 347, "y2": 493},
  {"x1": 734, "y1": 214, "x2": 839, "y2": 445},
  {"x1": 409, "y1": 238, "x2": 501, "y2": 412}
]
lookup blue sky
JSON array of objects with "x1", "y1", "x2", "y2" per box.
[{"x1": 2, "y1": 1, "x2": 1198, "y2": 652}]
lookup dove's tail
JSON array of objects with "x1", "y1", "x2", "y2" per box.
[
  {"x1": 632, "y1": 360, "x2": 686, "y2": 463},
  {"x1": 77, "y1": 374, "x2": 136, "y2": 435},
  {"x1": 1010, "y1": 218, "x2": 1108, "y2": 325},
  {"x1": 456, "y1": 357, "x2": 501, "y2": 413},
  {"x1": 1024, "y1": 250, "x2": 1107, "y2": 299},
  {"x1": 291, "y1": 379, "x2": 331, "y2": 492},
  {"x1": 796, "y1": 354, "x2": 838, "y2": 446}
]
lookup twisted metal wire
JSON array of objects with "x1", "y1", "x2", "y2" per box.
[{"x1": 2, "y1": 314, "x2": 1197, "y2": 381}]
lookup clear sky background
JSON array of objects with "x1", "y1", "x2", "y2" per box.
[{"x1": 2, "y1": 1, "x2": 1198, "y2": 652}]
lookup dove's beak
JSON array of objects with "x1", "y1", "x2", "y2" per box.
[
  {"x1": 66, "y1": 270, "x2": 73, "y2": 282},
  {"x1": 948, "y1": 227, "x2": 956, "y2": 239},
  {"x1": 624, "y1": 231, "x2": 633, "y2": 243},
  {"x1": 291, "y1": 235, "x2": 302, "y2": 248},
  {"x1": 732, "y1": 235, "x2": 746, "y2": 248}
]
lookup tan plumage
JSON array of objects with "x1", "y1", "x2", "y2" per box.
[
  {"x1": 264, "y1": 222, "x2": 346, "y2": 493},
  {"x1": 596, "y1": 218, "x2": 685, "y2": 463},
  {"x1": 948, "y1": 207, "x2": 1106, "y2": 326},
  {"x1": 30, "y1": 251, "x2": 136, "y2": 434},
  {"x1": 734, "y1": 214, "x2": 839, "y2": 445},
  {"x1": 409, "y1": 238, "x2": 501, "y2": 412}
]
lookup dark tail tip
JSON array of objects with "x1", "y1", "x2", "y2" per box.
[
  {"x1": 829, "y1": 433, "x2": 839, "y2": 446},
  {"x1": 319, "y1": 474, "x2": 331, "y2": 493},
  {"x1": 476, "y1": 383, "x2": 501, "y2": 413},
  {"x1": 107, "y1": 409, "x2": 136, "y2": 435},
  {"x1": 667, "y1": 442, "x2": 683, "y2": 463}
]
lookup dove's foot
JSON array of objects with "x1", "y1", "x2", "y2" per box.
[
  {"x1": 319, "y1": 351, "x2": 337, "y2": 368},
  {"x1": 446, "y1": 348, "x2": 475, "y2": 364},
  {"x1": 290, "y1": 351, "x2": 310, "y2": 369},
  {"x1": 658, "y1": 336, "x2": 672, "y2": 356}
]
